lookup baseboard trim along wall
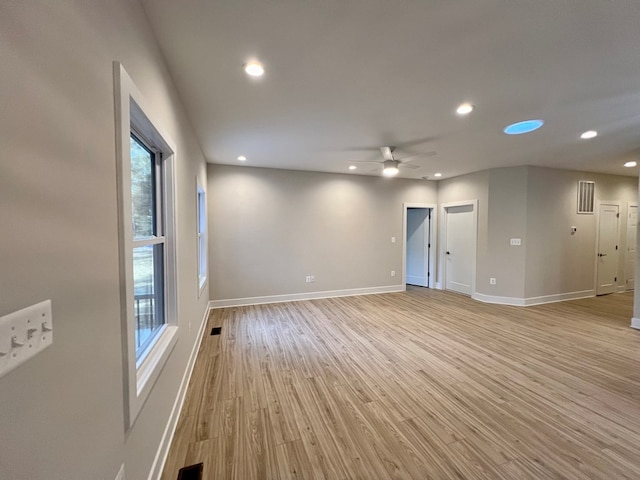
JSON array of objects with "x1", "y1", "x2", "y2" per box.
[
  {"x1": 209, "y1": 285, "x2": 405, "y2": 309},
  {"x1": 631, "y1": 317, "x2": 640, "y2": 330},
  {"x1": 473, "y1": 289, "x2": 595, "y2": 307},
  {"x1": 147, "y1": 307, "x2": 211, "y2": 480}
]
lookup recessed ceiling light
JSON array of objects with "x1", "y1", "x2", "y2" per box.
[
  {"x1": 580, "y1": 130, "x2": 598, "y2": 140},
  {"x1": 348, "y1": 165, "x2": 357, "y2": 170},
  {"x1": 456, "y1": 103, "x2": 474, "y2": 115},
  {"x1": 624, "y1": 161, "x2": 637, "y2": 168},
  {"x1": 243, "y1": 61, "x2": 264, "y2": 77},
  {"x1": 237, "y1": 155, "x2": 247, "y2": 161},
  {"x1": 504, "y1": 120, "x2": 544, "y2": 135},
  {"x1": 434, "y1": 173, "x2": 442, "y2": 177}
]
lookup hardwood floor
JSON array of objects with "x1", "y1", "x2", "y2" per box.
[{"x1": 161, "y1": 288, "x2": 640, "y2": 479}]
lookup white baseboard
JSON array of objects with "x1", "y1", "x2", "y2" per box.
[
  {"x1": 209, "y1": 285, "x2": 405, "y2": 309},
  {"x1": 473, "y1": 289, "x2": 595, "y2": 307},
  {"x1": 147, "y1": 306, "x2": 210, "y2": 480},
  {"x1": 631, "y1": 317, "x2": 640, "y2": 330},
  {"x1": 472, "y1": 292, "x2": 526, "y2": 306}
]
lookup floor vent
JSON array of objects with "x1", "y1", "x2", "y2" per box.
[
  {"x1": 211, "y1": 327, "x2": 222, "y2": 336},
  {"x1": 177, "y1": 463, "x2": 203, "y2": 480}
]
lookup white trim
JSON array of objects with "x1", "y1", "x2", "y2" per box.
[
  {"x1": 114, "y1": 62, "x2": 179, "y2": 429},
  {"x1": 209, "y1": 285, "x2": 404, "y2": 309},
  {"x1": 402, "y1": 203, "x2": 437, "y2": 289},
  {"x1": 473, "y1": 289, "x2": 595, "y2": 306},
  {"x1": 440, "y1": 200, "x2": 478, "y2": 296},
  {"x1": 146, "y1": 306, "x2": 210, "y2": 480},
  {"x1": 631, "y1": 317, "x2": 640, "y2": 330},
  {"x1": 625, "y1": 201, "x2": 637, "y2": 291}
]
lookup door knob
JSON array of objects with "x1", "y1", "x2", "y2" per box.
[
  {"x1": 598, "y1": 253, "x2": 607, "y2": 257},
  {"x1": 446, "y1": 251, "x2": 450, "y2": 255}
]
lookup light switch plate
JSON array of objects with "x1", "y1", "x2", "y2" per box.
[{"x1": 0, "y1": 300, "x2": 53, "y2": 378}]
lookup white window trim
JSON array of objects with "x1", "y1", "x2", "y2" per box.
[
  {"x1": 196, "y1": 180, "x2": 208, "y2": 295},
  {"x1": 114, "y1": 62, "x2": 179, "y2": 429}
]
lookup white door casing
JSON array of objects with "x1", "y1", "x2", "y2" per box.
[
  {"x1": 402, "y1": 203, "x2": 437, "y2": 289},
  {"x1": 596, "y1": 202, "x2": 620, "y2": 295},
  {"x1": 625, "y1": 203, "x2": 637, "y2": 290},
  {"x1": 406, "y1": 208, "x2": 430, "y2": 287}
]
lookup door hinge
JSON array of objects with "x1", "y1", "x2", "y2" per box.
[
  {"x1": 617, "y1": 213, "x2": 620, "y2": 218},
  {"x1": 428, "y1": 243, "x2": 431, "y2": 248},
  {"x1": 616, "y1": 245, "x2": 618, "y2": 250},
  {"x1": 615, "y1": 276, "x2": 617, "y2": 282}
]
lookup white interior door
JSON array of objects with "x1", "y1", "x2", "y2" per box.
[
  {"x1": 445, "y1": 204, "x2": 474, "y2": 295},
  {"x1": 406, "y1": 208, "x2": 430, "y2": 287},
  {"x1": 625, "y1": 204, "x2": 637, "y2": 290},
  {"x1": 596, "y1": 203, "x2": 619, "y2": 295}
]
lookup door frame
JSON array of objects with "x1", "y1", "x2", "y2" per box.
[
  {"x1": 626, "y1": 201, "x2": 637, "y2": 291},
  {"x1": 594, "y1": 200, "x2": 621, "y2": 295},
  {"x1": 440, "y1": 200, "x2": 478, "y2": 295},
  {"x1": 402, "y1": 203, "x2": 437, "y2": 289}
]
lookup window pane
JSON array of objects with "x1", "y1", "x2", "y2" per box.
[
  {"x1": 133, "y1": 244, "x2": 165, "y2": 358},
  {"x1": 130, "y1": 135, "x2": 155, "y2": 240}
]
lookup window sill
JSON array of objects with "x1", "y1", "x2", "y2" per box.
[{"x1": 136, "y1": 325, "x2": 179, "y2": 399}]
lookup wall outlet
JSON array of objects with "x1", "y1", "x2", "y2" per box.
[
  {"x1": 391, "y1": 270, "x2": 396, "y2": 277},
  {"x1": 0, "y1": 300, "x2": 53, "y2": 378},
  {"x1": 305, "y1": 275, "x2": 315, "y2": 283},
  {"x1": 510, "y1": 238, "x2": 522, "y2": 246},
  {"x1": 489, "y1": 278, "x2": 497, "y2": 285}
]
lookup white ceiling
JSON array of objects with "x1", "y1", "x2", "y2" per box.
[{"x1": 141, "y1": 0, "x2": 640, "y2": 180}]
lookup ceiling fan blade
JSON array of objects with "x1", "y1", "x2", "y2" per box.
[
  {"x1": 380, "y1": 146, "x2": 395, "y2": 161},
  {"x1": 400, "y1": 163, "x2": 421, "y2": 170}
]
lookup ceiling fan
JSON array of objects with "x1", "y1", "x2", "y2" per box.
[{"x1": 352, "y1": 146, "x2": 425, "y2": 176}]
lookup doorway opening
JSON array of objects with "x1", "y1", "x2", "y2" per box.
[{"x1": 403, "y1": 203, "x2": 437, "y2": 289}]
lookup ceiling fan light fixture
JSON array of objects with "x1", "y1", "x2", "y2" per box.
[{"x1": 382, "y1": 160, "x2": 399, "y2": 176}]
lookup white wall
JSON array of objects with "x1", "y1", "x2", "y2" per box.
[
  {"x1": 208, "y1": 165, "x2": 437, "y2": 302},
  {"x1": 0, "y1": 2, "x2": 208, "y2": 479}
]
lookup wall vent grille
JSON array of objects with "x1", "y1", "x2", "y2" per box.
[{"x1": 577, "y1": 181, "x2": 595, "y2": 214}]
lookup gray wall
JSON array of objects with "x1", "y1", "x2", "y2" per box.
[
  {"x1": 525, "y1": 166, "x2": 637, "y2": 298},
  {"x1": 208, "y1": 165, "x2": 437, "y2": 301},
  {"x1": 0, "y1": 2, "x2": 208, "y2": 480}
]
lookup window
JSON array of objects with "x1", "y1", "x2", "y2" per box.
[
  {"x1": 131, "y1": 133, "x2": 165, "y2": 358},
  {"x1": 115, "y1": 63, "x2": 178, "y2": 429},
  {"x1": 197, "y1": 183, "x2": 207, "y2": 292}
]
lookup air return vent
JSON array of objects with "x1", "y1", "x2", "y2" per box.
[{"x1": 577, "y1": 181, "x2": 595, "y2": 214}]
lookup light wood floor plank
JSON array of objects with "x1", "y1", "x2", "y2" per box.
[{"x1": 162, "y1": 288, "x2": 640, "y2": 479}]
